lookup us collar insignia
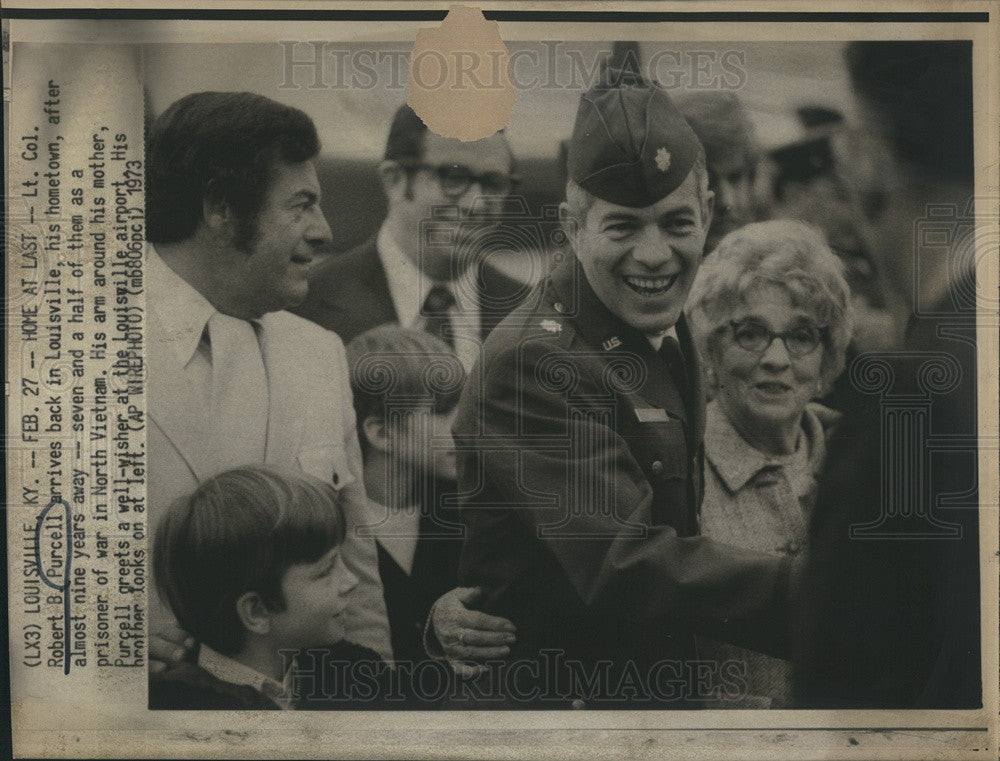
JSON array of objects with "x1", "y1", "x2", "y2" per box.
[
  {"x1": 655, "y1": 147, "x2": 672, "y2": 172},
  {"x1": 602, "y1": 336, "x2": 622, "y2": 351},
  {"x1": 540, "y1": 319, "x2": 562, "y2": 333}
]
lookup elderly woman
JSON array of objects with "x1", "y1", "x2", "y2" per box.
[{"x1": 685, "y1": 219, "x2": 853, "y2": 708}]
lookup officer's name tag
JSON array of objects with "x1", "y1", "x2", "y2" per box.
[{"x1": 634, "y1": 407, "x2": 672, "y2": 423}]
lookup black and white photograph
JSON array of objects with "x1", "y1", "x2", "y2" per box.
[{"x1": 4, "y1": 5, "x2": 998, "y2": 760}]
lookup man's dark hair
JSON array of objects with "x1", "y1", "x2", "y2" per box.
[
  {"x1": 383, "y1": 103, "x2": 429, "y2": 163},
  {"x1": 146, "y1": 91, "x2": 320, "y2": 248},
  {"x1": 845, "y1": 41, "x2": 973, "y2": 184},
  {"x1": 382, "y1": 102, "x2": 514, "y2": 171}
]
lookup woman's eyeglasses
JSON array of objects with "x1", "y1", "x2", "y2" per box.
[
  {"x1": 403, "y1": 161, "x2": 519, "y2": 199},
  {"x1": 729, "y1": 320, "x2": 824, "y2": 358}
]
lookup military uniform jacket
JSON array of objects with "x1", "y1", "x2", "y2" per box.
[{"x1": 453, "y1": 255, "x2": 792, "y2": 704}]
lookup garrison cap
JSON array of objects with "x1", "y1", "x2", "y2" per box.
[{"x1": 568, "y1": 69, "x2": 703, "y2": 208}]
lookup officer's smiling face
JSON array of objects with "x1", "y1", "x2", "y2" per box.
[{"x1": 568, "y1": 169, "x2": 713, "y2": 335}]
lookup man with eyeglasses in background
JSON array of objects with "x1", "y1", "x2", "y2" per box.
[
  {"x1": 295, "y1": 103, "x2": 526, "y2": 373},
  {"x1": 294, "y1": 103, "x2": 531, "y2": 674}
]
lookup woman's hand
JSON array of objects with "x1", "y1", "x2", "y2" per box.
[{"x1": 429, "y1": 587, "x2": 517, "y2": 678}]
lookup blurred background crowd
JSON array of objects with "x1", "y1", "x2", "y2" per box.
[{"x1": 145, "y1": 39, "x2": 908, "y2": 363}]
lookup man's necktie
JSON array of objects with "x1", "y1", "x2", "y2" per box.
[
  {"x1": 421, "y1": 285, "x2": 456, "y2": 348},
  {"x1": 207, "y1": 312, "x2": 268, "y2": 472},
  {"x1": 659, "y1": 335, "x2": 689, "y2": 400}
]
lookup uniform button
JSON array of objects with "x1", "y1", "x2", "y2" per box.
[
  {"x1": 571, "y1": 699, "x2": 586, "y2": 710},
  {"x1": 787, "y1": 541, "x2": 801, "y2": 555},
  {"x1": 651, "y1": 460, "x2": 664, "y2": 475},
  {"x1": 554, "y1": 302, "x2": 564, "y2": 313}
]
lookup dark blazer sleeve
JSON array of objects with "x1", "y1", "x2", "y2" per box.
[
  {"x1": 456, "y1": 336, "x2": 792, "y2": 656},
  {"x1": 795, "y1": 342, "x2": 981, "y2": 708}
]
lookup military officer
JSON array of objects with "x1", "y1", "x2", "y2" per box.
[{"x1": 443, "y1": 73, "x2": 796, "y2": 708}]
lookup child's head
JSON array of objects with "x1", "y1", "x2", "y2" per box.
[
  {"x1": 153, "y1": 466, "x2": 358, "y2": 656},
  {"x1": 346, "y1": 326, "x2": 466, "y2": 483}
]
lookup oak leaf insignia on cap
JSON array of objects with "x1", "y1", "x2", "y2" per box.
[{"x1": 568, "y1": 70, "x2": 702, "y2": 208}]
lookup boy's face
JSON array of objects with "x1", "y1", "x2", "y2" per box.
[
  {"x1": 268, "y1": 546, "x2": 358, "y2": 649},
  {"x1": 424, "y1": 409, "x2": 459, "y2": 484},
  {"x1": 391, "y1": 408, "x2": 459, "y2": 485}
]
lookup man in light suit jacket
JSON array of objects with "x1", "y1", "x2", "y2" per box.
[
  {"x1": 293, "y1": 104, "x2": 528, "y2": 372},
  {"x1": 146, "y1": 92, "x2": 392, "y2": 671}
]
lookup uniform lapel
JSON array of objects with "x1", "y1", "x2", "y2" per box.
[
  {"x1": 549, "y1": 256, "x2": 688, "y2": 423},
  {"x1": 675, "y1": 314, "x2": 706, "y2": 444},
  {"x1": 675, "y1": 313, "x2": 706, "y2": 514},
  {"x1": 476, "y1": 262, "x2": 531, "y2": 340},
  {"x1": 637, "y1": 345, "x2": 688, "y2": 425}
]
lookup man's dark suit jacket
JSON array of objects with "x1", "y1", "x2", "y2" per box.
[
  {"x1": 451, "y1": 254, "x2": 793, "y2": 708},
  {"x1": 376, "y1": 492, "x2": 465, "y2": 667},
  {"x1": 293, "y1": 234, "x2": 528, "y2": 343},
  {"x1": 795, "y1": 271, "x2": 982, "y2": 709}
]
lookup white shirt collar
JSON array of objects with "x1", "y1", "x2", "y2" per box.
[
  {"x1": 147, "y1": 244, "x2": 217, "y2": 367},
  {"x1": 377, "y1": 223, "x2": 432, "y2": 328},
  {"x1": 198, "y1": 643, "x2": 296, "y2": 710},
  {"x1": 704, "y1": 400, "x2": 828, "y2": 495},
  {"x1": 646, "y1": 326, "x2": 679, "y2": 352}
]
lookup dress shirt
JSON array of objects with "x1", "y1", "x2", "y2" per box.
[
  {"x1": 198, "y1": 644, "x2": 296, "y2": 710},
  {"x1": 147, "y1": 245, "x2": 215, "y2": 399},
  {"x1": 376, "y1": 224, "x2": 481, "y2": 371},
  {"x1": 368, "y1": 499, "x2": 421, "y2": 576},
  {"x1": 148, "y1": 248, "x2": 268, "y2": 472}
]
